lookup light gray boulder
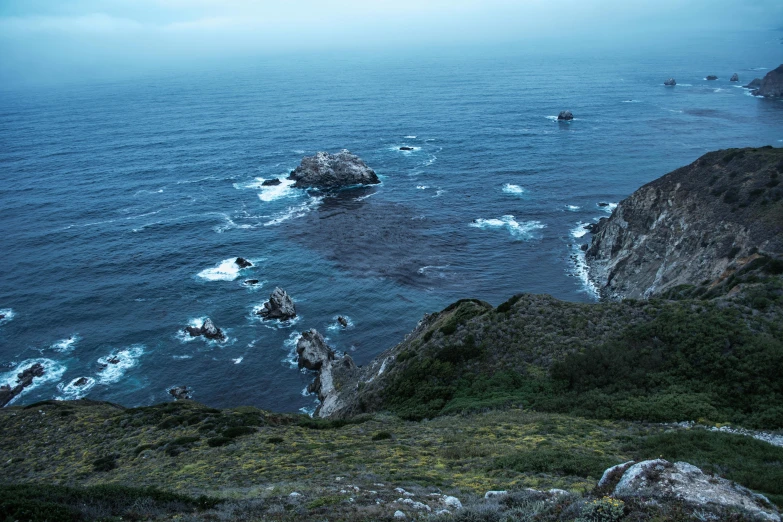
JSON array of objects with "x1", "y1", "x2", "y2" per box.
[
  {"x1": 288, "y1": 150, "x2": 379, "y2": 189},
  {"x1": 257, "y1": 287, "x2": 296, "y2": 321}
]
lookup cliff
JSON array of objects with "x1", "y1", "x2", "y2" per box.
[
  {"x1": 753, "y1": 64, "x2": 783, "y2": 98},
  {"x1": 586, "y1": 147, "x2": 783, "y2": 300}
]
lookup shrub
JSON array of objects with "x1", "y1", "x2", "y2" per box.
[
  {"x1": 371, "y1": 431, "x2": 392, "y2": 441},
  {"x1": 92, "y1": 455, "x2": 118, "y2": 472},
  {"x1": 267, "y1": 436, "x2": 284, "y2": 444},
  {"x1": 494, "y1": 449, "x2": 616, "y2": 478},
  {"x1": 207, "y1": 436, "x2": 232, "y2": 447},
  {"x1": 222, "y1": 426, "x2": 256, "y2": 438},
  {"x1": 576, "y1": 497, "x2": 625, "y2": 522}
]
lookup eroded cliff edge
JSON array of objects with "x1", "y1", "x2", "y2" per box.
[{"x1": 586, "y1": 146, "x2": 783, "y2": 300}]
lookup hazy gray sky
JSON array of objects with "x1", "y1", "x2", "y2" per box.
[{"x1": 1, "y1": 0, "x2": 780, "y2": 84}]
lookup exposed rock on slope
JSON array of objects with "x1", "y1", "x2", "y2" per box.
[
  {"x1": 586, "y1": 147, "x2": 783, "y2": 300},
  {"x1": 295, "y1": 329, "x2": 358, "y2": 417},
  {"x1": 288, "y1": 150, "x2": 379, "y2": 189},
  {"x1": 753, "y1": 64, "x2": 783, "y2": 97}
]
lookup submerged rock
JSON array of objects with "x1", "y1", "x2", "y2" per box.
[
  {"x1": 664, "y1": 78, "x2": 677, "y2": 86},
  {"x1": 235, "y1": 257, "x2": 253, "y2": 268},
  {"x1": 730, "y1": 73, "x2": 739, "y2": 82},
  {"x1": 261, "y1": 178, "x2": 282, "y2": 186},
  {"x1": 557, "y1": 110, "x2": 574, "y2": 121},
  {"x1": 706, "y1": 75, "x2": 718, "y2": 80},
  {"x1": 244, "y1": 279, "x2": 260, "y2": 286},
  {"x1": 337, "y1": 316, "x2": 349, "y2": 328},
  {"x1": 610, "y1": 459, "x2": 780, "y2": 521},
  {"x1": 752, "y1": 64, "x2": 783, "y2": 98},
  {"x1": 257, "y1": 287, "x2": 297, "y2": 321},
  {"x1": 72, "y1": 377, "x2": 90, "y2": 387},
  {"x1": 0, "y1": 363, "x2": 45, "y2": 408},
  {"x1": 399, "y1": 146, "x2": 414, "y2": 151},
  {"x1": 288, "y1": 150, "x2": 379, "y2": 189}
]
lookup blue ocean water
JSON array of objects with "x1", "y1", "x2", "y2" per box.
[{"x1": 1, "y1": 38, "x2": 782, "y2": 412}]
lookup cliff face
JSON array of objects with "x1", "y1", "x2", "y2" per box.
[
  {"x1": 753, "y1": 64, "x2": 783, "y2": 98},
  {"x1": 586, "y1": 147, "x2": 783, "y2": 300}
]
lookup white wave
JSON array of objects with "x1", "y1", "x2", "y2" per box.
[
  {"x1": 55, "y1": 376, "x2": 96, "y2": 401},
  {"x1": 326, "y1": 315, "x2": 354, "y2": 332},
  {"x1": 621, "y1": 100, "x2": 640, "y2": 103},
  {"x1": 172, "y1": 355, "x2": 192, "y2": 360},
  {"x1": 133, "y1": 188, "x2": 164, "y2": 196},
  {"x1": 677, "y1": 84, "x2": 693, "y2": 87},
  {"x1": 502, "y1": 184, "x2": 525, "y2": 195},
  {"x1": 566, "y1": 205, "x2": 580, "y2": 211},
  {"x1": 546, "y1": 116, "x2": 559, "y2": 122},
  {"x1": 404, "y1": 135, "x2": 417, "y2": 139},
  {"x1": 214, "y1": 214, "x2": 256, "y2": 234},
  {"x1": 299, "y1": 405, "x2": 316, "y2": 417},
  {"x1": 232, "y1": 357, "x2": 243, "y2": 365},
  {"x1": 433, "y1": 189, "x2": 445, "y2": 198},
  {"x1": 571, "y1": 223, "x2": 590, "y2": 239},
  {"x1": 422, "y1": 154, "x2": 438, "y2": 167},
  {"x1": 416, "y1": 185, "x2": 430, "y2": 190},
  {"x1": 0, "y1": 309, "x2": 15, "y2": 325},
  {"x1": 569, "y1": 247, "x2": 600, "y2": 299},
  {"x1": 713, "y1": 88, "x2": 726, "y2": 93},
  {"x1": 96, "y1": 345, "x2": 144, "y2": 385},
  {"x1": 599, "y1": 203, "x2": 618, "y2": 213},
  {"x1": 283, "y1": 331, "x2": 302, "y2": 368},
  {"x1": 175, "y1": 176, "x2": 218, "y2": 185},
  {"x1": 293, "y1": 149, "x2": 305, "y2": 154},
  {"x1": 198, "y1": 258, "x2": 253, "y2": 282},
  {"x1": 51, "y1": 335, "x2": 79, "y2": 353},
  {"x1": 0, "y1": 358, "x2": 67, "y2": 406},
  {"x1": 264, "y1": 196, "x2": 322, "y2": 226},
  {"x1": 354, "y1": 191, "x2": 378, "y2": 202},
  {"x1": 470, "y1": 216, "x2": 546, "y2": 239}
]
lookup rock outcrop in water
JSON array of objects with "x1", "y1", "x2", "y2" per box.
[
  {"x1": 664, "y1": 78, "x2": 676, "y2": 86},
  {"x1": 706, "y1": 75, "x2": 718, "y2": 80},
  {"x1": 261, "y1": 178, "x2": 281, "y2": 186},
  {"x1": 586, "y1": 147, "x2": 783, "y2": 299},
  {"x1": 168, "y1": 386, "x2": 192, "y2": 400},
  {"x1": 288, "y1": 150, "x2": 379, "y2": 189},
  {"x1": 557, "y1": 110, "x2": 573, "y2": 121},
  {"x1": 0, "y1": 363, "x2": 45, "y2": 407},
  {"x1": 730, "y1": 73, "x2": 740, "y2": 82},
  {"x1": 295, "y1": 329, "x2": 358, "y2": 417},
  {"x1": 752, "y1": 64, "x2": 783, "y2": 98},
  {"x1": 256, "y1": 287, "x2": 296, "y2": 321},
  {"x1": 184, "y1": 318, "x2": 226, "y2": 341},
  {"x1": 235, "y1": 257, "x2": 253, "y2": 268}
]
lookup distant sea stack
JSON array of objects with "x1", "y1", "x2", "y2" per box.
[
  {"x1": 288, "y1": 150, "x2": 379, "y2": 189},
  {"x1": 706, "y1": 75, "x2": 718, "y2": 81},
  {"x1": 586, "y1": 147, "x2": 783, "y2": 300},
  {"x1": 730, "y1": 73, "x2": 739, "y2": 82},
  {"x1": 557, "y1": 110, "x2": 574, "y2": 121},
  {"x1": 752, "y1": 64, "x2": 783, "y2": 98},
  {"x1": 664, "y1": 78, "x2": 676, "y2": 86}
]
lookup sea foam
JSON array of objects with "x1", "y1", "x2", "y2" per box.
[
  {"x1": 0, "y1": 358, "x2": 67, "y2": 405},
  {"x1": 502, "y1": 184, "x2": 525, "y2": 195},
  {"x1": 50, "y1": 335, "x2": 79, "y2": 353},
  {"x1": 470, "y1": 216, "x2": 545, "y2": 239},
  {"x1": 0, "y1": 309, "x2": 15, "y2": 325},
  {"x1": 96, "y1": 345, "x2": 145, "y2": 385},
  {"x1": 198, "y1": 258, "x2": 253, "y2": 282},
  {"x1": 55, "y1": 376, "x2": 96, "y2": 400}
]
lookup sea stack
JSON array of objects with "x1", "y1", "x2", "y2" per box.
[
  {"x1": 664, "y1": 78, "x2": 676, "y2": 86},
  {"x1": 288, "y1": 150, "x2": 379, "y2": 189},
  {"x1": 557, "y1": 110, "x2": 574, "y2": 121},
  {"x1": 730, "y1": 73, "x2": 739, "y2": 82},
  {"x1": 257, "y1": 287, "x2": 297, "y2": 321}
]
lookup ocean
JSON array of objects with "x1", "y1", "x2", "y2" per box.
[{"x1": 1, "y1": 35, "x2": 781, "y2": 413}]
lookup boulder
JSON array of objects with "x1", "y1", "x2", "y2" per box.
[
  {"x1": 185, "y1": 326, "x2": 202, "y2": 337},
  {"x1": 73, "y1": 377, "x2": 90, "y2": 387},
  {"x1": 0, "y1": 314, "x2": 4, "y2": 320},
  {"x1": 0, "y1": 363, "x2": 45, "y2": 408},
  {"x1": 288, "y1": 150, "x2": 380, "y2": 189},
  {"x1": 557, "y1": 110, "x2": 574, "y2": 121},
  {"x1": 168, "y1": 386, "x2": 192, "y2": 400},
  {"x1": 611, "y1": 459, "x2": 780, "y2": 521},
  {"x1": 257, "y1": 287, "x2": 297, "y2": 321},
  {"x1": 745, "y1": 78, "x2": 762, "y2": 89},
  {"x1": 399, "y1": 146, "x2": 414, "y2": 151},
  {"x1": 730, "y1": 73, "x2": 739, "y2": 82},
  {"x1": 244, "y1": 279, "x2": 260, "y2": 286},
  {"x1": 664, "y1": 78, "x2": 677, "y2": 86},
  {"x1": 261, "y1": 178, "x2": 282, "y2": 186},
  {"x1": 296, "y1": 329, "x2": 333, "y2": 371},
  {"x1": 337, "y1": 316, "x2": 348, "y2": 328},
  {"x1": 752, "y1": 64, "x2": 783, "y2": 97},
  {"x1": 597, "y1": 202, "x2": 610, "y2": 207},
  {"x1": 235, "y1": 257, "x2": 253, "y2": 268},
  {"x1": 706, "y1": 75, "x2": 718, "y2": 80}
]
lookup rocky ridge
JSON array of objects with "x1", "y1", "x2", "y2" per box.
[
  {"x1": 586, "y1": 146, "x2": 783, "y2": 299},
  {"x1": 753, "y1": 64, "x2": 783, "y2": 98}
]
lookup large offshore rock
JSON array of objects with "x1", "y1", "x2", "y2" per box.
[
  {"x1": 288, "y1": 150, "x2": 379, "y2": 189},
  {"x1": 257, "y1": 287, "x2": 297, "y2": 321}
]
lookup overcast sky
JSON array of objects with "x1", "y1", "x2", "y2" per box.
[{"x1": 1, "y1": 0, "x2": 781, "y2": 85}]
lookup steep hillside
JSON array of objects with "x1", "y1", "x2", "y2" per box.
[{"x1": 586, "y1": 146, "x2": 783, "y2": 300}]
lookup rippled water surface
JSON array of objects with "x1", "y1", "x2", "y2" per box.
[{"x1": 1, "y1": 38, "x2": 782, "y2": 411}]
